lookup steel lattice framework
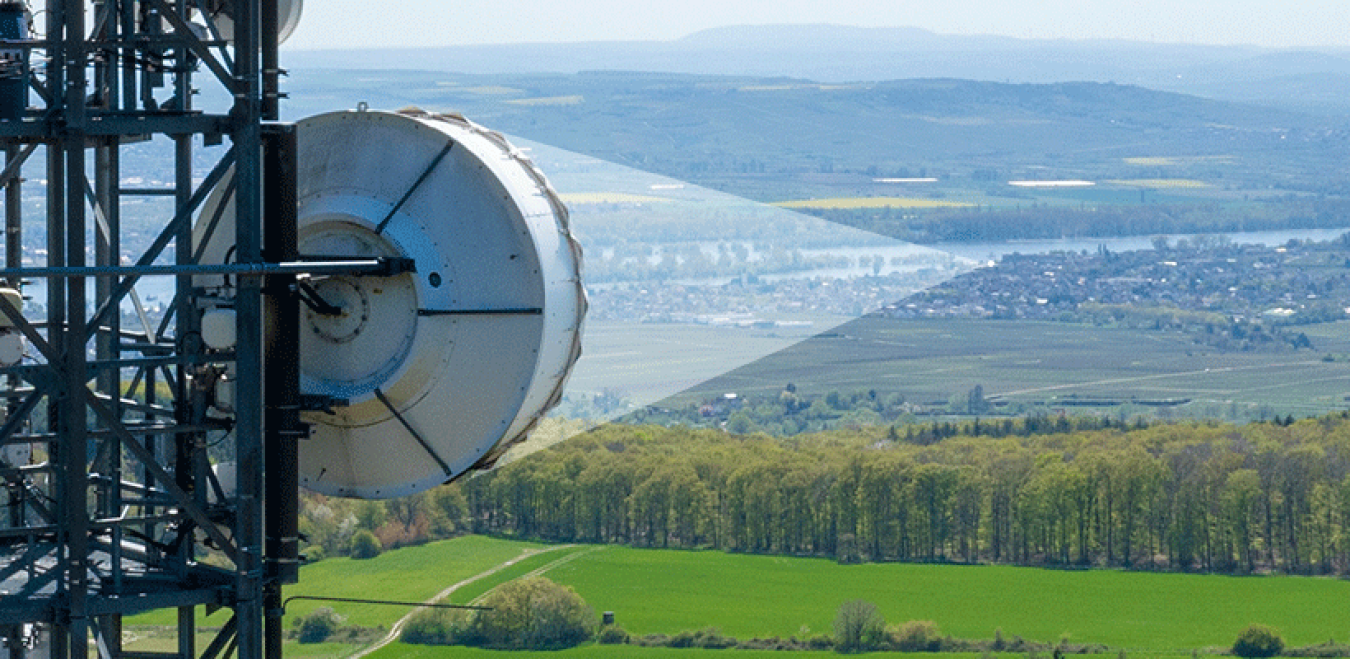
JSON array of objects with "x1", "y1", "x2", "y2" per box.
[{"x1": 0, "y1": 1, "x2": 313, "y2": 657}]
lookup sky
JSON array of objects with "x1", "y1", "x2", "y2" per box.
[{"x1": 282, "y1": 0, "x2": 1350, "y2": 51}]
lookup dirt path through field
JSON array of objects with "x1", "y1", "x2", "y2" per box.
[
  {"x1": 349, "y1": 543, "x2": 578, "y2": 659},
  {"x1": 462, "y1": 546, "x2": 603, "y2": 606}
]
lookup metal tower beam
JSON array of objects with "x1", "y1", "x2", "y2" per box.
[{"x1": 0, "y1": 1, "x2": 288, "y2": 657}]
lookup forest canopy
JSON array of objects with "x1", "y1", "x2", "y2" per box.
[{"x1": 436, "y1": 413, "x2": 1350, "y2": 576}]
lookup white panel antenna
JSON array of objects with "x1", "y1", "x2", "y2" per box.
[{"x1": 195, "y1": 108, "x2": 586, "y2": 498}]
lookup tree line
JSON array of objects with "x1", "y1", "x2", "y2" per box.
[{"x1": 446, "y1": 412, "x2": 1350, "y2": 575}]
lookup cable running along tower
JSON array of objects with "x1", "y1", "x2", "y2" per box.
[{"x1": 0, "y1": 1, "x2": 585, "y2": 658}]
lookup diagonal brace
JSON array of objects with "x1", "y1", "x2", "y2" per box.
[
  {"x1": 85, "y1": 390, "x2": 239, "y2": 563},
  {"x1": 143, "y1": 0, "x2": 238, "y2": 94},
  {"x1": 88, "y1": 147, "x2": 236, "y2": 334},
  {"x1": 0, "y1": 291, "x2": 58, "y2": 366},
  {"x1": 200, "y1": 614, "x2": 239, "y2": 659},
  {"x1": 0, "y1": 384, "x2": 46, "y2": 451},
  {"x1": 0, "y1": 143, "x2": 36, "y2": 189}
]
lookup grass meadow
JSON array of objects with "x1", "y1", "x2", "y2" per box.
[
  {"x1": 541, "y1": 546, "x2": 1350, "y2": 652},
  {"x1": 368, "y1": 647, "x2": 999, "y2": 658},
  {"x1": 127, "y1": 536, "x2": 1350, "y2": 658},
  {"x1": 367, "y1": 646, "x2": 955, "y2": 658},
  {"x1": 124, "y1": 536, "x2": 553, "y2": 657},
  {"x1": 364, "y1": 538, "x2": 1349, "y2": 659}
]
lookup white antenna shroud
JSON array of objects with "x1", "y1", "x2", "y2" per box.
[
  {"x1": 203, "y1": 0, "x2": 305, "y2": 44},
  {"x1": 196, "y1": 109, "x2": 586, "y2": 499}
]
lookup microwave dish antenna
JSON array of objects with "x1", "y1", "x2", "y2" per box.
[
  {"x1": 196, "y1": 108, "x2": 586, "y2": 499},
  {"x1": 203, "y1": 0, "x2": 304, "y2": 43}
]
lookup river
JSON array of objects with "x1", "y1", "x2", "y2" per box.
[
  {"x1": 930, "y1": 228, "x2": 1350, "y2": 263},
  {"x1": 18, "y1": 227, "x2": 1350, "y2": 313}
]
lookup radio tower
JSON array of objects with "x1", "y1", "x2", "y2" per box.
[
  {"x1": 0, "y1": 1, "x2": 307, "y2": 657},
  {"x1": 0, "y1": 2, "x2": 585, "y2": 658}
]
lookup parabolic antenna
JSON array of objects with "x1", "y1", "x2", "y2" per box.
[
  {"x1": 195, "y1": 109, "x2": 586, "y2": 498},
  {"x1": 202, "y1": 0, "x2": 303, "y2": 44}
]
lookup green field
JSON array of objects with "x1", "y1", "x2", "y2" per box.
[
  {"x1": 367, "y1": 645, "x2": 949, "y2": 658},
  {"x1": 124, "y1": 536, "x2": 553, "y2": 657},
  {"x1": 359, "y1": 538, "x2": 1349, "y2": 658},
  {"x1": 540, "y1": 546, "x2": 1350, "y2": 652},
  {"x1": 368, "y1": 647, "x2": 1024, "y2": 658},
  {"x1": 450, "y1": 545, "x2": 600, "y2": 605},
  {"x1": 667, "y1": 317, "x2": 1350, "y2": 419},
  {"x1": 130, "y1": 536, "x2": 1350, "y2": 657}
]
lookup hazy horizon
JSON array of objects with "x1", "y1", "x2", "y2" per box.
[
  {"x1": 282, "y1": 1, "x2": 1350, "y2": 52},
  {"x1": 283, "y1": 23, "x2": 1350, "y2": 53}
]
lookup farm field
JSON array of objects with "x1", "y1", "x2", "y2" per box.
[
  {"x1": 279, "y1": 68, "x2": 1350, "y2": 250},
  {"x1": 560, "y1": 192, "x2": 671, "y2": 204},
  {"x1": 368, "y1": 648, "x2": 1055, "y2": 658},
  {"x1": 561, "y1": 317, "x2": 846, "y2": 417},
  {"x1": 770, "y1": 182, "x2": 1227, "y2": 210},
  {"x1": 541, "y1": 546, "x2": 1350, "y2": 652},
  {"x1": 123, "y1": 536, "x2": 556, "y2": 657},
  {"x1": 667, "y1": 317, "x2": 1350, "y2": 419},
  {"x1": 774, "y1": 197, "x2": 974, "y2": 209},
  {"x1": 1106, "y1": 179, "x2": 1211, "y2": 189},
  {"x1": 235, "y1": 535, "x2": 1350, "y2": 658},
  {"x1": 367, "y1": 646, "x2": 994, "y2": 658}
]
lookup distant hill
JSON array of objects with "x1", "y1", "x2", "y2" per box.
[
  {"x1": 282, "y1": 24, "x2": 1350, "y2": 114},
  {"x1": 675, "y1": 24, "x2": 970, "y2": 51},
  {"x1": 283, "y1": 69, "x2": 1347, "y2": 200}
]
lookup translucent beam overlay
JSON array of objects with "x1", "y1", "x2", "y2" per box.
[{"x1": 506, "y1": 137, "x2": 975, "y2": 452}]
